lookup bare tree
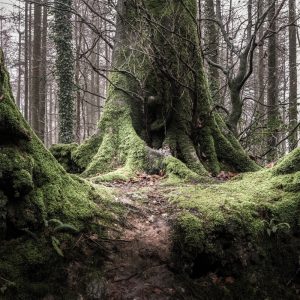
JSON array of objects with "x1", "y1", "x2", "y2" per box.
[
  {"x1": 288, "y1": 0, "x2": 298, "y2": 150},
  {"x1": 31, "y1": 0, "x2": 42, "y2": 136}
]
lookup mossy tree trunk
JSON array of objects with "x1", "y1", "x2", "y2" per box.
[
  {"x1": 53, "y1": 0, "x2": 75, "y2": 143},
  {"x1": 73, "y1": 0, "x2": 259, "y2": 179}
]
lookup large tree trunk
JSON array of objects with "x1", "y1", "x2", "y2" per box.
[
  {"x1": 74, "y1": 0, "x2": 258, "y2": 180},
  {"x1": 73, "y1": 0, "x2": 259, "y2": 179}
]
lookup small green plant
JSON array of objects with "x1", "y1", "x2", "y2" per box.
[
  {"x1": 46, "y1": 219, "x2": 80, "y2": 257},
  {"x1": 264, "y1": 219, "x2": 290, "y2": 236}
]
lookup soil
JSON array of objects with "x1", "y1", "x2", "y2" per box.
[{"x1": 101, "y1": 175, "x2": 193, "y2": 300}]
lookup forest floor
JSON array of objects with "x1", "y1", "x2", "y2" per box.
[{"x1": 99, "y1": 174, "x2": 195, "y2": 300}]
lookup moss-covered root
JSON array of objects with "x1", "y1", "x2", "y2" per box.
[
  {"x1": 169, "y1": 161, "x2": 300, "y2": 299},
  {"x1": 213, "y1": 115, "x2": 260, "y2": 172},
  {"x1": 80, "y1": 100, "x2": 146, "y2": 178},
  {"x1": 273, "y1": 147, "x2": 300, "y2": 175},
  {"x1": 0, "y1": 49, "x2": 122, "y2": 298},
  {"x1": 50, "y1": 143, "x2": 80, "y2": 173}
]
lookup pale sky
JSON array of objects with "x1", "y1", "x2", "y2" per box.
[{"x1": 0, "y1": 0, "x2": 17, "y2": 13}]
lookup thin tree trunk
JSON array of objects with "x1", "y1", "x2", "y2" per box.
[
  {"x1": 29, "y1": 3, "x2": 32, "y2": 123},
  {"x1": 75, "y1": 13, "x2": 82, "y2": 143},
  {"x1": 288, "y1": 0, "x2": 298, "y2": 150},
  {"x1": 16, "y1": 31, "x2": 22, "y2": 109},
  {"x1": 258, "y1": 0, "x2": 265, "y2": 117},
  {"x1": 53, "y1": 0, "x2": 75, "y2": 143},
  {"x1": 39, "y1": 0, "x2": 48, "y2": 142},
  {"x1": 24, "y1": 0, "x2": 29, "y2": 121},
  {"x1": 16, "y1": 5, "x2": 22, "y2": 109},
  {"x1": 31, "y1": 0, "x2": 42, "y2": 136},
  {"x1": 267, "y1": 0, "x2": 279, "y2": 161}
]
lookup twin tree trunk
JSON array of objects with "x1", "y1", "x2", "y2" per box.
[{"x1": 74, "y1": 0, "x2": 259, "y2": 178}]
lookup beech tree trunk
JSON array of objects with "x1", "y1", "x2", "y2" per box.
[
  {"x1": 31, "y1": 0, "x2": 42, "y2": 136},
  {"x1": 288, "y1": 0, "x2": 298, "y2": 151},
  {"x1": 267, "y1": 0, "x2": 279, "y2": 161},
  {"x1": 73, "y1": 0, "x2": 259, "y2": 179},
  {"x1": 53, "y1": 0, "x2": 75, "y2": 143},
  {"x1": 204, "y1": 0, "x2": 220, "y2": 104},
  {"x1": 39, "y1": 0, "x2": 48, "y2": 142}
]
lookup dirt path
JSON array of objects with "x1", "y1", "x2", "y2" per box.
[{"x1": 101, "y1": 176, "x2": 191, "y2": 300}]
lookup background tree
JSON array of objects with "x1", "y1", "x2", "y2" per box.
[
  {"x1": 267, "y1": 0, "x2": 280, "y2": 161},
  {"x1": 53, "y1": 0, "x2": 75, "y2": 143},
  {"x1": 288, "y1": 0, "x2": 298, "y2": 150},
  {"x1": 31, "y1": 0, "x2": 42, "y2": 137}
]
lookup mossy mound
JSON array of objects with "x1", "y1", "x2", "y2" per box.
[
  {"x1": 169, "y1": 153, "x2": 300, "y2": 299},
  {"x1": 0, "y1": 50, "x2": 123, "y2": 298}
]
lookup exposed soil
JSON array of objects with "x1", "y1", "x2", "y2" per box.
[{"x1": 101, "y1": 175, "x2": 192, "y2": 300}]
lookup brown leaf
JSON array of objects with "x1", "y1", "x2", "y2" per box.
[{"x1": 225, "y1": 276, "x2": 235, "y2": 284}]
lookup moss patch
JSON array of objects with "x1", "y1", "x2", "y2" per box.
[
  {"x1": 168, "y1": 166, "x2": 300, "y2": 299},
  {"x1": 0, "y1": 49, "x2": 124, "y2": 299},
  {"x1": 49, "y1": 143, "x2": 80, "y2": 173}
]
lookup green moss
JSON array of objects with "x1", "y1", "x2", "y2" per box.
[
  {"x1": 91, "y1": 167, "x2": 134, "y2": 183},
  {"x1": 82, "y1": 100, "x2": 147, "y2": 178},
  {"x1": 72, "y1": 133, "x2": 102, "y2": 171},
  {"x1": 273, "y1": 147, "x2": 300, "y2": 175},
  {"x1": 169, "y1": 168, "x2": 300, "y2": 298},
  {"x1": 50, "y1": 143, "x2": 80, "y2": 173},
  {"x1": 213, "y1": 115, "x2": 261, "y2": 172},
  {"x1": 163, "y1": 156, "x2": 204, "y2": 183},
  {"x1": 0, "y1": 49, "x2": 124, "y2": 298}
]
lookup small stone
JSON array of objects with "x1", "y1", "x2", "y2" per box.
[{"x1": 148, "y1": 215, "x2": 155, "y2": 223}]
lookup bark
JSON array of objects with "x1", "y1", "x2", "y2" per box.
[
  {"x1": 24, "y1": 0, "x2": 29, "y2": 121},
  {"x1": 28, "y1": 3, "x2": 32, "y2": 123},
  {"x1": 204, "y1": 0, "x2": 220, "y2": 104},
  {"x1": 39, "y1": 0, "x2": 48, "y2": 142},
  {"x1": 73, "y1": 0, "x2": 259, "y2": 179},
  {"x1": 288, "y1": 0, "x2": 298, "y2": 151},
  {"x1": 215, "y1": 0, "x2": 256, "y2": 137},
  {"x1": 267, "y1": 0, "x2": 279, "y2": 161},
  {"x1": 75, "y1": 12, "x2": 82, "y2": 143},
  {"x1": 53, "y1": 0, "x2": 75, "y2": 143},
  {"x1": 31, "y1": 0, "x2": 42, "y2": 136},
  {"x1": 16, "y1": 25, "x2": 22, "y2": 109},
  {"x1": 258, "y1": 0, "x2": 265, "y2": 117}
]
